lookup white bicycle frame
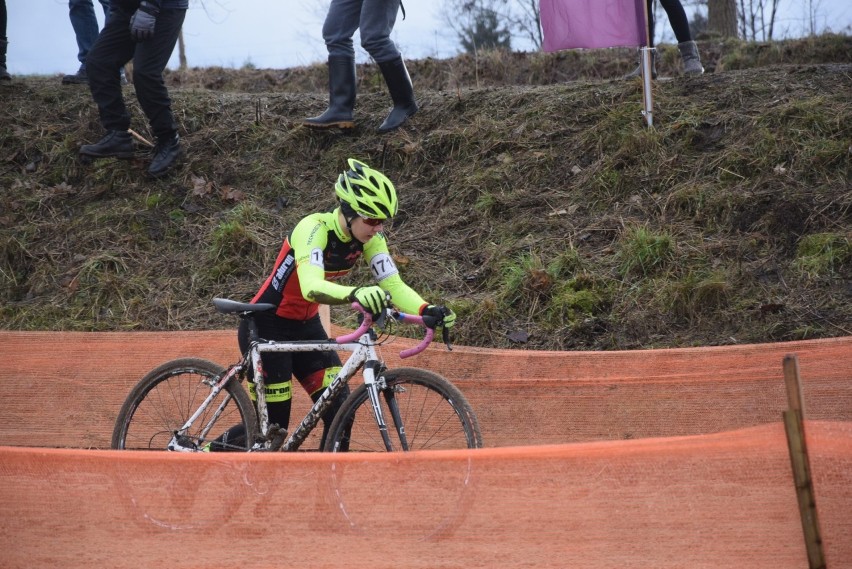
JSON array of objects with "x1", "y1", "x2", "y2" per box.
[{"x1": 167, "y1": 303, "x2": 435, "y2": 453}]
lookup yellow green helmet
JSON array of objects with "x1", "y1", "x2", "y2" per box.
[{"x1": 334, "y1": 159, "x2": 398, "y2": 219}]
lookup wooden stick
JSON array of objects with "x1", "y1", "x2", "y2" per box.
[
  {"x1": 782, "y1": 354, "x2": 826, "y2": 569},
  {"x1": 128, "y1": 128, "x2": 154, "y2": 147}
]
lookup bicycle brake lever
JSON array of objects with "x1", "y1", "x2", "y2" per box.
[
  {"x1": 443, "y1": 326, "x2": 453, "y2": 351},
  {"x1": 374, "y1": 309, "x2": 388, "y2": 330}
]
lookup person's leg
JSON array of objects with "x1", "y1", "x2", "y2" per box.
[
  {"x1": 0, "y1": 0, "x2": 10, "y2": 81},
  {"x1": 209, "y1": 319, "x2": 295, "y2": 451},
  {"x1": 358, "y1": 0, "x2": 400, "y2": 63},
  {"x1": 646, "y1": 0, "x2": 656, "y2": 46},
  {"x1": 132, "y1": 7, "x2": 184, "y2": 140},
  {"x1": 292, "y1": 316, "x2": 346, "y2": 450},
  {"x1": 304, "y1": 0, "x2": 362, "y2": 128},
  {"x1": 659, "y1": 0, "x2": 704, "y2": 74},
  {"x1": 65, "y1": 0, "x2": 100, "y2": 83},
  {"x1": 658, "y1": 0, "x2": 691, "y2": 42},
  {"x1": 79, "y1": 4, "x2": 136, "y2": 157},
  {"x1": 307, "y1": 368, "x2": 349, "y2": 450},
  {"x1": 96, "y1": 0, "x2": 127, "y2": 84},
  {"x1": 360, "y1": 0, "x2": 416, "y2": 132},
  {"x1": 132, "y1": 6, "x2": 186, "y2": 176},
  {"x1": 625, "y1": 0, "x2": 657, "y2": 79},
  {"x1": 323, "y1": 0, "x2": 363, "y2": 59}
]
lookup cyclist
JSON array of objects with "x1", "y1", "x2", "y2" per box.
[{"x1": 211, "y1": 158, "x2": 456, "y2": 451}]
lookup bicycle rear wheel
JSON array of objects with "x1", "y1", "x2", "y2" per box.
[{"x1": 112, "y1": 357, "x2": 257, "y2": 452}]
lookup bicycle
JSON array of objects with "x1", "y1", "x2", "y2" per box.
[
  {"x1": 112, "y1": 297, "x2": 483, "y2": 539},
  {"x1": 112, "y1": 297, "x2": 483, "y2": 455}
]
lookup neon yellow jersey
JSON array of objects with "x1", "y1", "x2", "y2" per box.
[{"x1": 250, "y1": 208, "x2": 427, "y2": 320}]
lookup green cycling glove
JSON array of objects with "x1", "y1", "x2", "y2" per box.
[{"x1": 348, "y1": 286, "x2": 389, "y2": 315}]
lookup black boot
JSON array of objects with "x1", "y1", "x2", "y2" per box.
[
  {"x1": 377, "y1": 56, "x2": 418, "y2": 133},
  {"x1": 62, "y1": 65, "x2": 89, "y2": 85},
  {"x1": 79, "y1": 130, "x2": 135, "y2": 158},
  {"x1": 0, "y1": 39, "x2": 11, "y2": 82},
  {"x1": 303, "y1": 56, "x2": 356, "y2": 129},
  {"x1": 148, "y1": 133, "x2": 184, "y2": 178}
]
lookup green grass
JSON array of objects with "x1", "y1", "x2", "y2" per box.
[
  {"x1": 793, "y1": 233, "x2": 851, "y2": 278},
  {"x1": 616, "y1": 225, "x2": 675, "y2": 278},
  {"x1": 1, "y1": 36, "x2": 850, "y2": 350}
]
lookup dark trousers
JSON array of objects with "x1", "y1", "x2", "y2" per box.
[
  {"x1": 646, "y1": 0, "x2": 693, "y2": 46},
  {"x1": 322, "y1": 0, "x2": 402, "y2": 62},
  {"x1": 1, "y1": 0, "x2": 7, "y2": 41},
  {"x1": 85, "y1": 1, "x2": 185, "y2": 139}
]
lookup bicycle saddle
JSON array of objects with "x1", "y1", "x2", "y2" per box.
[{"x1": 212, "y1": 298, "x2": 277, "y2": 314}]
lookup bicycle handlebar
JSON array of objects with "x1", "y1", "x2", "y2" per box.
[
  {"x1": 334, "y1": 305, "x2": 373, "y2": 344},
  {"x1": 396, "y1": 312, "x2": 435, "y2": 359},
  {"x1": 335, "y1": 303, "x2": 441, "y2": 359}
]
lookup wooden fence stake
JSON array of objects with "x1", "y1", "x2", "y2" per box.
[{"x1": 782, "y1": 354, "x2": 826, "y2": 569}]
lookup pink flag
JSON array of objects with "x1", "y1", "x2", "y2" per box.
[{"x1": 540, "y1": 0, "x2": 648, "y2": 51}]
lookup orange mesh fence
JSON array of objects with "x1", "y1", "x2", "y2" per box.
[
  {"x1": 1, "y1": 422, "x2": 851, "y2": 568},
  {"x1": 0, "y1": 331, "x2": 850, "y2": 568},
  {"x1": 0, "y1": 331, "x2": 850, "y2": 448}
]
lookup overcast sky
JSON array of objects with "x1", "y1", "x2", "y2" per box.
[{"x1": 5, "y1": 0, "x2": 851, "y2": 76}]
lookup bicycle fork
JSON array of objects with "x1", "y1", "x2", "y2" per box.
[{"x1": 364, "y1": 361, "x2": 411, "y2": 452}]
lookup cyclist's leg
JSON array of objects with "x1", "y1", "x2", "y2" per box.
[
  {"x1": 293, "y1": 315, "x2": 348, "y2": 449},
  {"x1": 209, "y1": 318, "x2": 294, "y2": 450},
  {"x1": 303, "y1": 365, "x2": 349, "y2": 449}
]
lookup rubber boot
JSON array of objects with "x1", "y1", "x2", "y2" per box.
[
  {"x1": 0, "y1": 39, "x2": 11, "y2": 81},
  {"x1": 303, "y1": 56, "x2": 356, "y2": 129},
  {"x1": 678, "y1": 41, "x2": 704, "y2": 75},
  {"x1": 624, "y1": 49, "x2": 656, "y2": 80},
  {"x1": 377, "y1": 56, "x2": 418, "y2": 133}
]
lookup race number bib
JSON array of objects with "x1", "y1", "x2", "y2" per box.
[
  {"x1": 309, "y1": 248, "x2": 324, "y2": 268},
  {"x1": 370, "y1": 253, "x2": 398, "y2": 282}
]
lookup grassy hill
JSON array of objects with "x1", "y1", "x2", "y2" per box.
[{"x1": 1, "y1": 36, "x2": 850, "y2": 351}]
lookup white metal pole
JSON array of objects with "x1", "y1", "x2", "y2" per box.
[{"x1": 640, "y1": 47, "x2": 655, "y2": 128}]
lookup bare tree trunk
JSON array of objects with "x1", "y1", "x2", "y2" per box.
[
  {"x1": 178, "y1": 29, "x2": 188, "y2": 70},
  {"x1": 708, "y1": 0, "x2": 739, "y2": 38},
  {"x1": 512, "y1": 0, "x2": 542, "y2": 51},
  {"x1": 736, "y1": 0, "x2": 781, "y2": 41}
]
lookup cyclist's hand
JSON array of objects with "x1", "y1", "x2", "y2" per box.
[
  {"x1": 348, "y1": 286, "x2": 389, "y2": 315},
  {"x1": 421, "y1": 305, "x2": 456, "y2": 329}
]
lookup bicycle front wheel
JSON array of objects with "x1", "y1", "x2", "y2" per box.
[
  {"x1": 324, "y1": 366, "x2": 483, "y2": 452},
  {"x1": 323, "y1": 367, "x2": 482, "y2": 540},
  {"x1": 112, "y1": 357, "x2": 258, "y2": 451}
]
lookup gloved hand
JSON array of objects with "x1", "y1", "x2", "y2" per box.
[
  {"x1": 348, "y1": 286, "x2": 389, "y2": 315},
  {"x1": 421, "y1": 305, "x2": 456, "y2": 329},
  {"x1": 130, "y1": 1, "x2": 159, "y2": 42}
]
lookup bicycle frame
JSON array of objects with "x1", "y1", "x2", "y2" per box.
[
  {"x1": 251, "y1": 333, "x2": 380, "y2": 452},
  {"x1": 167, "y1": 303, "x2": 435, "y2": 453}
]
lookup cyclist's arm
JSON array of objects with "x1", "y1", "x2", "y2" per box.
[
  {"x1": 291, "y1": 216, "x2": 355, "y2": 305},
  {"x1": 365, "y1": 234, "x2": 428, "y2": 315}
]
